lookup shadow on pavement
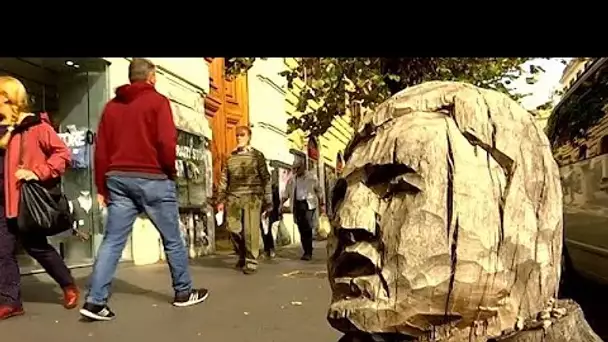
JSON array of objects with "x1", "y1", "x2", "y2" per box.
[
  {"x1": 192, "y1": 242, "x2": 328, "y2": 270},
  {"x1": 20, "y1": 274, "x2": 172, "y2": 306}
]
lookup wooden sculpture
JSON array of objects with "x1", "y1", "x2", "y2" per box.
[{"x1": 327, "y1": 81, "x2": 599, "y2": 341}]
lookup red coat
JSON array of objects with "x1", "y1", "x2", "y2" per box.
[{"x1": 4, "y1": 113, "x2": 71, "y2": 218}]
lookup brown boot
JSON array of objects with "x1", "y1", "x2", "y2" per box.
[{"x1": 62, "y1": 285, "x2": 80, "y2": 309}]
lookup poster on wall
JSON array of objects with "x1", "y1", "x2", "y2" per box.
[
  {"x1": 178, "y1": 211, "x2": 214, "y2": 258},
  {"x1": 175, "y1": 130, "x2": 209, "y2": 207},
  {"x1": 58, "y1": 125, "x2": 92, "y2": 170}
]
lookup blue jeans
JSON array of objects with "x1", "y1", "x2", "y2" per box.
[{"x1": 86, "y1": 176, "x2": 192, "y2": 305}]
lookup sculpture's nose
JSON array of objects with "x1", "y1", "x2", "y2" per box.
[
  {"x1": 330, "y1": 181, "x2": 383, "y2": 280},
  {"x1": 335, "y1": 182, "x2": 379, "y2": 237}
]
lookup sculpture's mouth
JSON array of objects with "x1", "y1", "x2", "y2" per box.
[
  {"x1": 331, "y1": 274, "x2": 385, "y2": 303},
  {"x1": 330, "y1": 244, "x2": 389, "y2": 303},
  {"x1": 327, "y1": 265, "x2": 391, "y2": 334}
]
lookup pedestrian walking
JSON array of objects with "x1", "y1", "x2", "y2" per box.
[
  {"x1": 281, "y1": 160, "x2": 324, "y2": 261},
  {"x1": 0, "y1": 76, "x2": 79, "y2": 320},
  {"x1": 261, "y1": 181, "x2": 280, "y2": 259},
  {"x1": 217, "y1": 126, "x2": 272, "y2": 274},
  {"x1": 0, "y1": 110, "x2": 22, "y2": 321},
  {"x1": 80, "y1": 58, "x2": 208, "y2": 321}
]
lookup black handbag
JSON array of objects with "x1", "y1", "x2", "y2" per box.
[{"x1": 16, "y1": 130, "x2": 74, "y2": 236}]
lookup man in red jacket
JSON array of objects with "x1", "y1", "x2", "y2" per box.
[{"x1": 80, "y1": 58, "x2": 208, "y2": 321}]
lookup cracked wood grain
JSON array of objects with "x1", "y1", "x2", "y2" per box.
[{"x1": 327, "y1": 81, "x2": 590, "y2": 341}]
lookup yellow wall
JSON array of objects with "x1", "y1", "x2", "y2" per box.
[{"x1": 283, "y1": 58, "x2": 354, "y2": 167}]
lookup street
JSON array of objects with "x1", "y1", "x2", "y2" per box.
[
  {"x1": 4, "y1": 240, "x2": 608, "y2": 342},
  {"x1": 3, "y1": 242, "x2": 341, "y2": 342}
]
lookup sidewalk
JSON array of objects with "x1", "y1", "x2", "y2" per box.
[{"x1": 4, "y1": 242, "x2": 340, "y2": 342}]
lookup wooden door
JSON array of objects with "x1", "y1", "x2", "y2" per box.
[
  {"x1": 204, "y1": 58, "x2": 249, "y2": 190},
  {"x1": 204, "y1": 58, "x2": 249, "y2": 251}
]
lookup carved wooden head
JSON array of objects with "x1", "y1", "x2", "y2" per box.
[{"x1": 327, "y1": 81, "x2": 563, "y2": 340}]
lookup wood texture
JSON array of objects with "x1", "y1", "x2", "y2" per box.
[
  {"x1": 327, "y1": 81, "x2": 566, "y2": 341},
  {"x1": 337, "y1": 300, "x2": 602, "y2": 342}
]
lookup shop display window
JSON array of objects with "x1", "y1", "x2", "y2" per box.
[{"x1": 0, "y1": 58, "x2": 109, "y2": 272}]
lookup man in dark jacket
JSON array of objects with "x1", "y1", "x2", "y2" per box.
[{"x1": 80, "y1": 58, "x2": 208, "y2": 321}]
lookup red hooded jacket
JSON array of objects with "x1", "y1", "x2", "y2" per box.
[
  {"x1": 94, "y1": 82, "x2": 177, "y2": 198},
  {"x1": 4, "y1": 113, "x2": 71, "y2": 218}
]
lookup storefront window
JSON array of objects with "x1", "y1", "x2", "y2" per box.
[{"x1": 0, "y1": 58, "x2": 109, "y2": 272}]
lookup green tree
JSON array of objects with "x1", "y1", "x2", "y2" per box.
[{"x1": 225, "y1": 57, "x2": 551, "y2": 137}]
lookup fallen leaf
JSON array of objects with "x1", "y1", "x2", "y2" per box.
[{"x1": 282, "y1": 271, "x2": 301, "y2": 277}]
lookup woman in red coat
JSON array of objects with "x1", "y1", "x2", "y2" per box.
[{"x1": 0, "y1": 76, "x2": 79, "y2": 320}]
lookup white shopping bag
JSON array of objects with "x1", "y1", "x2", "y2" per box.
[
  {"x1": 261, "y1": 216, "x2": 270, "y2": 235},
  {"x1": 215, "y1": 210, "x2": 224, "y2": 226}
]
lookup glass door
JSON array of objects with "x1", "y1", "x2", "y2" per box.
[{"x1": 52, "y1": 59, "x2": 109, "y2": 267}]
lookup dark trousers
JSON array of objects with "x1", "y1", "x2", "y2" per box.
[
  {"x1": 261, "y1": 223, "x2": 275, "y2": 252},
  {"x1": 0, "y1": 209, "x2": 20, "y2": 307},
  {"x1": 7, "y1": 219, "x2": 75, "y2": 289},
  {"x1": 261, "y1": 213, "x2": 278, "y2": 253},
  {"x1": 294, "y1": 200, "x2": 315, "y2": 256}
]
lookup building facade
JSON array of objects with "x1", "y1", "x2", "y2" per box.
[
  {"x1": 247, "y1": 58, "x2": 293, "y2": 166},
  {"x1": 283, "y1": 58, "x2": 353, "y2": 175},
  {"x1": 560, "y1": 58, "x2": 593, "y2": 93},
  {"x1": 279, "y1": 58, "x2": 354, "y2": 244},
  {"x1": 0, "y1": 58, "x2": 214, "y2": 274},
  {"x1": 552, "y1": 58, "x2": 604, "y2": 165},
  {"x1": 203, "y1": 58, "x2": 249, "y2": 251}
]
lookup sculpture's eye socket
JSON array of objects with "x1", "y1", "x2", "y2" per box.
[{"x1": 365, "y1": 164, "x2": 421, "y2": 198}]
